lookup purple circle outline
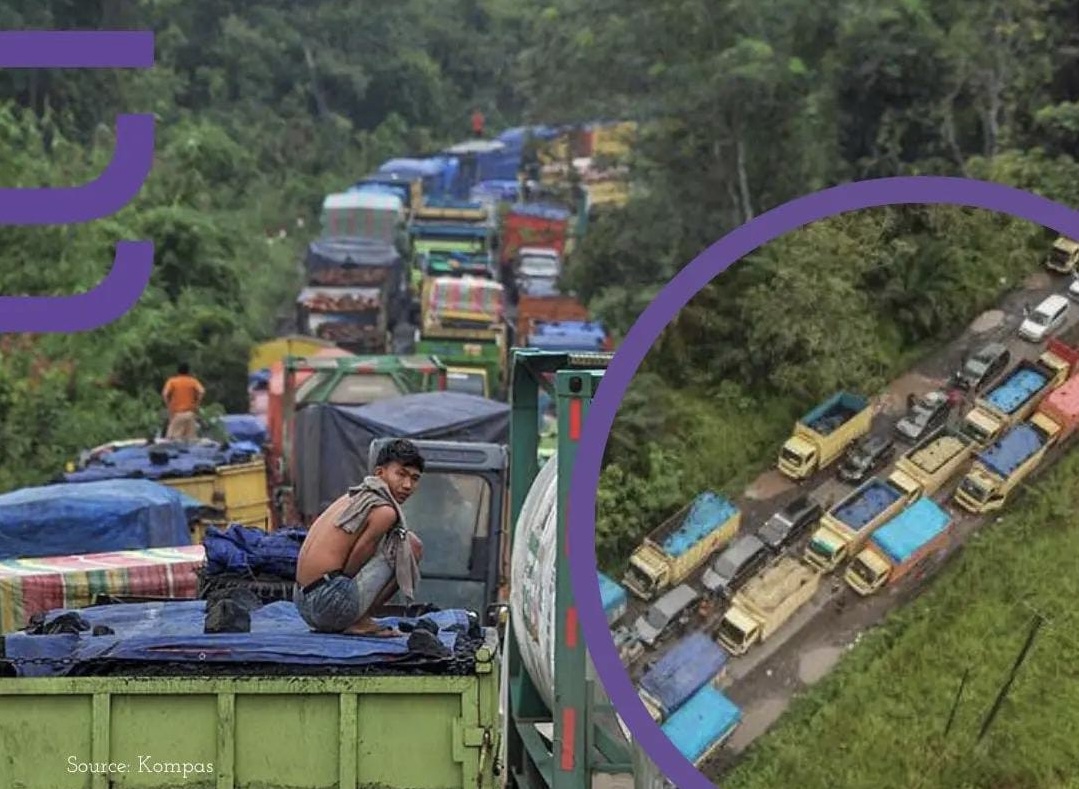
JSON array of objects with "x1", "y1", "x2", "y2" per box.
[{"x1": 567, "y1": 175, "x2": 1079, "y2": 788}]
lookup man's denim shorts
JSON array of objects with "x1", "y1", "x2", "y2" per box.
[{"x1": 293, "y1": 555, "x2": 394, "y2": 632}]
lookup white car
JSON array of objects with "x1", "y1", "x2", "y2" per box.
[
  {"x1": 1068, "y1": 277, "x2": 1079, "y2": 302},
  {"x1": 1018, "y1": 294, "x2": 1069, "y2": 342}
]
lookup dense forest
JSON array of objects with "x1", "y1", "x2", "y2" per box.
[{"x1": 5, "y1": 0, "x2": 1079, "y2": 568}]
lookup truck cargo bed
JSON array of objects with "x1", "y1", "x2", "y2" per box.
[{"x1": 832, "y1": 480, "x2": 902, "y2": 532}]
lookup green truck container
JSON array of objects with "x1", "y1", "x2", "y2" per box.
[
  {"x1": 0, "y1": 668, "x2": 502, "y2": 789},
  {"x1": 777, "y1": 392, "x2": 873, "y2": 480}
]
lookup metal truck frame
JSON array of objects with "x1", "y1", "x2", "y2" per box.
[{"x1": 505, "y1": 348, "x2": 635, "y2": 789}]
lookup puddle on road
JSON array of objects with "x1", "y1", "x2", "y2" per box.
[
  {"x1": 798, "y1": 645, "x2": 845, "y2": 685},
  {"x1": 744, "y1": 471, "x2": 794, "y2": 501},
  {"x1": 969, "y1": 309, "x2": 1006, "y2": 335}
]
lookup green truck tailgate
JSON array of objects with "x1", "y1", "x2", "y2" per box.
[{"x1": 0, "y1": 669, "x2": 500, "y2": 789}]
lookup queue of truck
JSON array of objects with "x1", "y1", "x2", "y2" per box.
[{"x1": 603, "y1": 262, "x2": 1079, "y2": 769}]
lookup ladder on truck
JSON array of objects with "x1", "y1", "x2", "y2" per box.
[{"x1": 505, "y1": 348, "x2": 641, "y2": 789}]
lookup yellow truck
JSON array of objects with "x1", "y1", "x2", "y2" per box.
[
  {"x1": 960, "y1": 340, "x2": 1079, "y2": 447},
  {"x1": 778, "y1": 392, "x2": 874, "y2": 480},
  {"x1": 954, "y1": 370, "x2": 1079, "y2": 513},
  {"x1": 1045, "y1": 236, "x2": 1079, "y2": 274},
  {"x1": 622, "y1": 493, "x2": 741, "y2": 601},
  {"x1": 886, "y1": 426, "x2": 976, "y2": 499},
  {"x1": 804, "y1": 476, "x2": 919, "y2": 572},
  {"x1": 715, "y1": 557, "x2": 821, "y2": 656}
]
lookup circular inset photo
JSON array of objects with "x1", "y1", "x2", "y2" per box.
[{"x1": 571, "y1": 191, "x2": 1079, "y2": 789}]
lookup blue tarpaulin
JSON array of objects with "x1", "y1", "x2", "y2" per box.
[
  {"x1": 529, "y1": 321, "x2": 607, "y2": 352},
  {"x1": 872, "y1": 498, "x2": 951, "y2": 565},
  {"x1": 833, "y1": 479, "x2": 902, "y2": 531},
  {"x1": 986, "y1": 366, "x2": 1049, "y2": 415},
  {"x1": 641, "y1": 633, "x2": 729, "y2": 717},
  {"x1": 508, "y1": 202, "x2": 573, "y2": 222},
  {"x1": 62, "y1": 441, "x2": 261, "y2": 484},
  {"x1": 598, "y1": 572, "x2": 627, "y2": 624},
  {"x1": 0, "y1": 479, "x2": 198, "y2": 561},
  {"x1": 218, "y1": 415, "x2": 268, "y2": 447},
  {"x1": 979, "y1": 422, "x2": 1046, "y2": 478},
  {"x1": 661, "y1": 685, "x2": 741, "y2": 764},
  {"x1": 293, "y1": 392, "x2": 509, "y2": 518},
  {"x1": 1, "y1": 600, "x2": 470, "y2": 677},
  {"x1": 203, "y1": 524, "x2": 307, "y2": 579},
  {"x1": 660, "y1": 493, "x2": 737, "y2": 559}
]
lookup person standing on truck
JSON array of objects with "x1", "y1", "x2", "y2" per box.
[
  {"x1": 471, "y1": 108, "x2": 485, "y2": 139},
  {"x1": 293, "y1": 439, "x2": 425, "y2": 638},
  {"x1": 161, "y1": 363, "x2": 205, "y2": 441}
]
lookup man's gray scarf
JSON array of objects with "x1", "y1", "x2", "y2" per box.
[{"x1": 337, "y1": 476, "x2": 421, "y2": 602}]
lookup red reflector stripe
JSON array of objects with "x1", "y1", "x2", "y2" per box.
[
  {"x1": 566, "y1": 607, "x2": 578, "y2": 648},
  {"x1": 561, "y1": 708, "x2": 577, "y2": 771},
  {"x1": 568, "y1": 398, "x2": 581, "y2": 440}
]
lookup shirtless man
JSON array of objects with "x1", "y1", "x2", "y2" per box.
[{"x1": 293, "y1": 439, "x2": 425, "y2": 637}]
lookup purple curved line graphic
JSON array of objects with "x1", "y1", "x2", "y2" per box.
[
  {"x1": 567, "y1": 176, "x2": 1079, "y2": 789},
  {"x1": 0, "y1": 31, "x2": 154, "y2": 68},
  {"x1": 0, "y1": 241, "x2": 153, "y2": 333},
  {"x1": 0, "y1": 114, "x2": 155, "y2": 226}
]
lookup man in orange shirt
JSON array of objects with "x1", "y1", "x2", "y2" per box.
[
  {"x1": 162, "y1": 363, "x2": 205, "y2": 441},
  {"x1": 471, "y1": 108, "x2": 485, "y2": 138}
]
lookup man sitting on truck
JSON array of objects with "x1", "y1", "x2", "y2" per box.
[{"x1": 293, "y1": 439, "x2": 425, "y2": 637}]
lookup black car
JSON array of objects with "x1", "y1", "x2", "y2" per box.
[
  {"x1": 894, "y1": 390, "x2": 952, "y2": 443},
  {"x1": 757, "y1": 496, "x2": 824, "y2": 552},
  {"x1": 837, "y1": 434, "x2": 895, "y2": 483},
  {"x1": 952, "y1": 342, "x2": 1011, "y2": 394},
  {"x1": 700, "y1": 534, "x2": 772, "y2": 599}
]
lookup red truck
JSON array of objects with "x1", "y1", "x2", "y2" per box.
[{"x1": 499, "y1": 203, "x2": 572, "y2": 269}]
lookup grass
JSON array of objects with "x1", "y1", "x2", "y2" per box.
[{"x1": 720, "y1": 446, "x2": 1079, "y2": 789}]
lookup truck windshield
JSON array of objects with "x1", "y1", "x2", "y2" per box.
[
  {"x1": 807, "y1": 538, "x2": 835, "y2": 563},
  {"x1": 624, "y1": 565, "x2": 654, "y2": 595},
  {"x1": 961, "y1": 420, "x2": 989, "y2": 445},
  {"x1": 716, "y1": 618, "x2": 747, "y2": 648},
  {"x1": 399, "y1": 472, "x2": 491, "y2": 580},
  {"x1": 780, "y1": 447, "x2": 804, "y2": 466},
  {"x1": 446, "y1": 372, "x2": 486, "y2": 397},
  {"x1": 958, "y1": 477, "x2": 990, "y2": 503},
  {"x1": 849, "y1": 559, "x2": 879, "y2": 587},
  {"x1": 519, "y1": 256, "x2": 559, "y2": 278}
]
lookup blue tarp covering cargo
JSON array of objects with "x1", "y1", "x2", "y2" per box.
[
  {"x1": 661, "y1": 685, "x2": 741, "y2": 764},
  {"x1": 62, "y1": 441, "x2": 261, "y2": 484},
  {"x1": 203, "y1": 524, "x2": 307, "y2": 579},
  {"x1": 640, "y1": 632, "x2": 729, "y2": 717},
  {"x1": 801, "y1": 391, "x2": 868, "y2": 435},
  {"x1": 661, "y1": 493, "x2": 738, "y2": 558},
  {"x1": 871, "y1": 498, "x2": 951, "y2": 565},
  {"x1": 219, "y1": 414, "x2": 268, "y2": 447},
  {"x1": 978, "y1": 422, "x2": 1047, "y2": 478},
  {"x1": 528, "y1": 321, "x2": 607, "y2": 352},
  {"x1": 985, "y1": 364, "x2": 1049, "y2": 415},
  {"x1": 832, "y1": 479, "x2": 902, "y2": 531},
  {"x1": 0, "y1": 479, "x2": 199, "y2": 561},
  {"x1": 305, "y1": 237, "x2": 401, "y2": 278},
  {"x1": 598, "y1": 572, "x2": 628, "y2": 624},
  {"x1": 293, "y1": 392, "x2": 509, "y2": 519},
  {"x1": 1, "y1": 600, "x2": 472, "y2": 677},
  {"x1": 471, "y1": 180, "x2": 521, "y2": 203},
  {"x1": 508, "y1": 202, "x2": 573, "y2": 222}
]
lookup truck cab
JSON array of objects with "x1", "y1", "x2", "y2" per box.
[
  {"x1": 715, "y1": 605, "x2": 760, "y2": 655},
  {"x1": 623, "y1": 548, "x2": 668, "y2": 600},
  {"x1": 1045, "y1": 236, "x2": 1079, "y2": 274},
  {"x1": 367, "y1": 438, "x2": 508, "y2": 621},
  {"x1": 846, "y1": 549, "x2": 893, "y2": 595}
]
